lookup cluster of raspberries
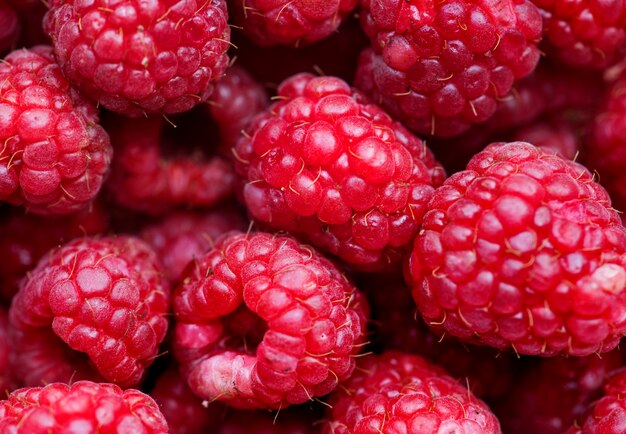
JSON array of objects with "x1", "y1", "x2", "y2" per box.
[{"x1": 3, "y1": 0, "x2": 626, "y2": 433}]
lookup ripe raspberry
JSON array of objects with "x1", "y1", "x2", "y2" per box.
[
  {"x1": 355, "y1": 0, "x2": 543, "y2": 137},
  {"x1": 533, "y1": 0, "x2": 626, "y2": 69},
  {"x1": 0, "y1": 381, "x2": 168, "y2": 433},
  {"x1": 235, "y1": 73, "x2": 445, "y2": 270},
  {"x1": 141, "y1": 207, "x2": 247, "y2": 284},
  {"x1": 323, "y1": 351, "x2": 501, "y2": 433},
  {"x1": 106, "y1": 114, "x2": 236, "y2": 215},
  {"x1": 216, "y1": 406, "x2": 321, "y2": 434},
  {"x1": 173, "y1": 231, "x2": 369, "y2": 409},
  {"x1": 509, "y1": 114, "x2": 582, "y2": 159},
  {"x1": 9, "y1": 236, "x2": 170, "y2": 388},
  {"x1": 0, "y1": 202, "x2": 110, "y2": 303},
  {"x1": 567, "y1": 368, "x2": 626, "y2": 433},
  {"x1": 231, "y1": 0, "x2": 356, "y2": 47},
  {"x1": 0, "y1": 0, "x2": 19, "y2": 55},
  {"x1": 207, "y1": 66, "x2": 268, "y2": 153},
  {"x1": 0, "y1": 308, "x2": 13, "y2": 394},
  {"x1": 44, "y1": 0, "x2": 230, "y2": 117},
  {"x1": 0, "y1": 46, "x2": 112, "y2": 215},
  {"x1": 410, "y1": 141, "x2": 626, "y2": 356},
  {"x1": 496, "y1": 350, "x2": 624, "y2": 434},
  {"x1": 150, "y1": 367, "x2": 223, "y2": 434}
]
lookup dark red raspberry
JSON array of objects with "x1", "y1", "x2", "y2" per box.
[
  {"x1": 173, "y1": 231, "x2": 369, "y2": 409},
  {"x1": 151, "y1": 367, "x2": 223, "y2": 434},
  {"x1": 508, "y1": 114, "x2": 582, "y2": 160},
  {"x1": 0, "y1": 46, "x2": 112, "y2": 215},
  {"x1": 410, "y1": 141, "x2": 626, "y2": 356},
  {"x1": 533, "y1": 0, "x2": 626, "y2": 69},
  {"x1": 217, "y1": 406, "x2": 321, "y2": 434},
  {"x1": 235, "y1": 73, "x2": 445, "y2": 270},
  {"x1": 141, "y1": 207, "x2": 247, "y2": 284},
  {"x1": 567, "y1": 368, "x2": 626, "y2": 433},
  {"x1": 231, "y1": 0, "x2": 356, "y2": 47},
  {"x1": 9, "y1": 236, "x2": 170, "y2": 388},
  {"x1": 355, "y1": 0, "x2": 543, "y2": 137},
  {"x1": 0, "y1": 381, "x2": 168, "y2": 433},
  {"x1": 0, "y1": 0, "x2": 19, "y2": 55},
  {"x1": 0, "y1": 202, "x2": 110, "y2": 303},
  {"x1": 15, "y1": 0, "x2": 50, "y2": 49},
  {"x1": 323, "y1": 351, "x2": 501, "y2": 433},
  {"x1": 0, "y1": 308, "x2": 13, "y2": 394},
  {"x1": 207, "y1": 66, "x2": 268, "y2": 154},
  {"x1": 496, "y1": 350, "x2": 624, "y2": 434},
  {"x1": 44, "y1": 0, "x2": 230, "y2": 117},
  {"x1": 106, "y1": 114, "x2": 236, "y2": 215}
]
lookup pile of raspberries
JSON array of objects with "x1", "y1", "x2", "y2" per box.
[{"x1": 4, "y1": 0, "x2": 626, "y2": 432}]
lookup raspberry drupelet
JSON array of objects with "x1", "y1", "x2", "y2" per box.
[
  {"x1": 410, "y1": 141, "x2": 626, "y2": 356},
  {"x1": 230, "y1": 0, "x2": 357, "y2": 47},
  {"x1": 9, "y1": 236, "x2": 170, "y2": 388},
  {"x1": 355, "y1": 0, "x2": 543, "y2": 137},
  {"x1": 0, "y1": 46, "x2": 112, "y2": 215},
  {"x1": 235, "y1": 73, "x2": 445, "y2": 270},
  {"x1": 44, "y1": 0, "x2": 230, "y2": 117},
  {"x1": 173, "y1": 231, "x2": 369, "y2": 409},
  {"x1": 0, "y1": 381, "x2": 169, "y2": 433},
  {"x1": 323, "y1": 351, "x2": 501, "y2": 433}
]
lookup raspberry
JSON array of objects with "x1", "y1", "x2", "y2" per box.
[
  {"x1": 9, "y1": 236, "x2": 170, "y2": 388},
  {"x1": 207, "y1": 66, "x2": 268, "y2": 154},
  {"x1": 0, "y1": 308, "x2": 13, "y2": 394},
  {"x1": 0, "y1": 0, "x2": 19, "y2": 56},
  {"x1": 141, "y1": 207, "x2": 247, "y2": 284},
  {"x1": 216, "y1": 406, "x2": 322, "y2": 434},
  {"x1": 173, "y1": 231, "x2": 368, "y2": 409},
  {"x1": 230, "y1": 0, "x2": 357, "y2": 47},
  {"x1": 496, "y1": 350, "x2": 624, "y2": 434},
  {"x1": 106, "y1": 114, "x2": 236, "y2": 215},
  {"x1": 509, "y1": 114, "x2": 582, "y2": 160},
  {"x1": 0, "y1": 381, "x2": 168, "y2": 433},
  {"x1": 323, "y1": 351, "x2": 501, "y2": 433},
  {"x1": 0, "y1": 202, "x2": 110, "y2": 303},
  {"x1": 410, "y1": 141, "x2": 626, "y2": 356},
  {"x1": 44, "y1": 0, "x2": 230, "y2": 117},
  {"x1": 354, "y1": 0, "x2": 543, "y2": 137},
  {"x1": 567, "y1": 368, "x2": 626, "y2": 433},
  {"x1": 533, "y1": 0, "x2": 626, "y2": 69},
  {"x1": 0, "y1": 46, "x2": 112, "y2": 215},
  {"x1": 235, "y1": 73, "x2": 445, "y2": 270}
]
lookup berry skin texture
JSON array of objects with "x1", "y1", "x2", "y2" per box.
[
  {"x1": 173, "y1": 231, "x2": 369, "y2": 409},
  {"x1": 235, "y1": 73, "x2": 445, "y2": 270},
  {"x1": 0, "y1": 381, "x2": 168, "y2": 433},
  {"x1": 0, "y1": 46, "x2": 112, "y2": 215},
  {"x1": 44, "y1": 0, "x2": 230, "y2": 117},
  {"x1": 533, "y1": 0, "x2": 626, "y2": 69},
  {"x1": 323, "y1": 351, "x2": 501, "y2": 434},
  {"x1": 9, "y1": 236, "x2": 170, "y2": 388},
  {"x1": 410, "y1": 141, "x2": 626, "y2": 356},
  {"x1": 355, "y1": 0, "x2": 543, "y2": 137},
  {"x1": 231, "y1": 0, "x2": 357, "y2": 47}
]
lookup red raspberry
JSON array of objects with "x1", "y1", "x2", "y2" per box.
[
  {"x1": 508, "y1": 114, "x2": 582, "y2": 160},
  {"x1": 216, "y1": 406, "x2": 321, "y2": 434},
  {"x1": 533, "y1": 0, "x2": 626, "y2": 69},
  {"x1": 150, "y1": 367, "x2": 223, "y2": 434},
  {"x1": 9, "y1": 236, "x2": 170, "y2": 388},
  {"x1": 207, "y1": 66, "x2": 268, "y2": 154},
  {"x1": 44, "y1": 0, "x2": 230, "y2": 117},
  {"x1": 0, "y1": 308, "x2": 13, "y2": 393},
  {"x1": 0, "y1": 202, "x2": 110, "y2": 303},
  {"x1": 230, "y1": 0, "x2": 356, "y2": 47},
  {"x1": 0, "y1": 46, "x2": 112, "y2": 215},
  {"x1": 106, "y1": 114, "x2": 236, "y2": 215},
  {"x1": 0, "y1": 0, "x2": 19, "y2": 55},
  {"x1": 567, "y1": 368, "x2": 626, "y2": 434},
  {"x1": 235, "y1": 73, "x2": 445, "y2": 270},
  {"x1": 0, "y1": 381, "x2": 168, "y2": 433},
  {"x1": 355, "y1": 0, "x2": 543, "y2": 137},
  {"x1": 173, "y1": 231, "x2": 369, "y2": 409},
  {"x1": 141, "y1": 207, "x2": 247, "y2": 284},
  {"x1": 496, "y1": 350, "x2": 624, "y2": 434},
  {"x1": 410, "y1": 141, "x2": 626, "y2": 356},
  {"x1": 323, "y1": 351, "x2": 501, "y2": 433}
]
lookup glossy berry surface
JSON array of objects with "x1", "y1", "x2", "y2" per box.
[
  {"x1": 235, "y1": 73, "x2": 445, "y2": 270},
  {"x1": 173, "y1": 231, "x2": 368, "y2": 409},
  {"x1": 9, "y1": 236, "x2": 170, "y2": 388},
  {"x1": 410, "y1": 141, "x2": 626, "y2": 356},
  {"x1": 44, "y1": 0, "x2": 231, "y2": 116},
  {"x1": 0, "y1": 46, "x2": 112, "y2": 215}
]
